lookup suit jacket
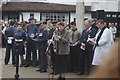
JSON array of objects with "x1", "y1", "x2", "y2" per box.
[{"x1": 80, "y1": 27, "x2": 97, "y2": 50}]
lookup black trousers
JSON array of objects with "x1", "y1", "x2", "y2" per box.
[
  {"x1": 79, "y1": 47, "x2": 94, "y2": 74},
  {"x1": 26, "y1": 38, "x2": 37, "y2": 65},
  {"x1": 38, "y1": 50, "x2": 47, "y2": 71},
  {"x1": 69, "y1": 45, "x2": 81, "y2": 72},
  {"x1": 50, "y1": 44, "x2": 56, "y2": 73},
  {"x1": 2, "y1": 34, "x2": 6, "y2": 48},
  {"x1": 5, "y1": 43, "x2": 15, "y2": 65}
]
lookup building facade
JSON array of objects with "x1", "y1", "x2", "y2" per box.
[
  {"x1": 2, "y1": 2, "x2": 91, "y2": 23},
  {"x1": 91, "y1": 1, "x2": 120, "y2": 24}
]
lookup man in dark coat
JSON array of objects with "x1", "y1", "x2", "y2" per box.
[{"x1": 78, "y1": 20, "x2": 97, "y2": 75}]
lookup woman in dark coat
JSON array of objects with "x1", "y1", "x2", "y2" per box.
[{"x1": 53, "y1": 22, "x2": 70, "y2": 80}]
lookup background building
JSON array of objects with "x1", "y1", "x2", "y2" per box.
[
  {"x1": 2, "y1": 2, "x2": 91, "y2": 23},
  {"x1": 91, "y1": 1, "x2": 120, "y2": 24},
  {"x1": 1, "y1": 0, "x2": 120, "y2": 24}
]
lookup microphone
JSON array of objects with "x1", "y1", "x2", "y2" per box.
[{"x1": 54, "y1": 28, "x2": 60, "y2": 41}]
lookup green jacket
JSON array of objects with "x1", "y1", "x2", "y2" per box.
[{"x1": 53, "y1": 28, "x2": 70, "y2": 55}]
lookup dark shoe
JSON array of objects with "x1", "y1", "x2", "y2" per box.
[
  {"x1": 36, "y1": 69, "x2": 41, "y2": 72},
  {"x1": 24, "y1": 64, "x2": 29, "y2": 67},
  {"x1": 12, "y1": 63, "x2": 15, "y2": 65},
  {"x1": 57, "y1": 77, "x2": 63, "y2": 80},
  {"x1": 20, "y1": 64, "x2": 24, "y2": 67},
  {"x1": 5, "y1": 63, "x2": 8, "y2": 65},
  {"x1": 32, "y1": 64, "x2": 37, "y2": 67},
  {"x1": 50, "y1": 72, "x2": 58, "y2": 75},
  {"x1": 62, "y1": 78, "x2": 66, "y2": 80},
  {"x1": 13, "y1": 64, "x2": 16, "y2": 67},
  {"x1": 37, "y1": 65, "x2": 40, "y2": 68},
  {"x1": 77, "y1": 72, "x2": 84, "y2": 75},
  {"x1": 85, "y1": 72, "x2": 90, "y2": 76},
  {"x1": 50, "y1": 71, "x2": 54, "y2": 74},
  {"x1": 40, "y1": 70, "x2": 47, "y2": 73}
]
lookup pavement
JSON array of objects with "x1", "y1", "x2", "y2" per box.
[{"x1": 0, "y1": 48, "x2": 86, "y2": 79}]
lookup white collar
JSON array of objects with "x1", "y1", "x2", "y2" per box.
[{"x1": 10, "y1": 26, "x2": 14, "y2": 27}]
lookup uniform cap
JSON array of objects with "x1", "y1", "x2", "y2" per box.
[
  {"x1": 29, "y1": 17, "x2": 35, "y2": 20},
  {"x1": 36, "y1": 21, "x2": 43, "y2": 26},
  {"x1": 52, "y1": 20, "x2": 58, "y2": 24}
]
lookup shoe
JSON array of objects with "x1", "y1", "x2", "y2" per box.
[
  {"x1": 36, "y1": 69, "x2": 41, "y2": 72},
  {"x1": 62, "y1": 78, "x2": 66, "y2": 80},
  {"x1": 50, "y1": 71, "x2": 54, "y2": 74},
  {"x1": 24, "y1": 64, "x2": 29, "y2": 67},
  {"x1": 32, "y1": 64, "x2": 37, "y2": 67},
  {"x1": 40, "y1": 70, "x2": 47, "y2": 73},
  {"x1": 73, "y1": 70, "x2": 78, "y2": 73},
  {"x1": 12, "y1": 63, "x2": 15, "y2": 65},
  {"x1": 37, "y1": 65, "x2": 40, "y2": 68},
  {"x1": 76, "y1": 72, "x2": 84, "y2": 75},
  {"x1": 13, "y1": 64, "x2": 16, "y2": 67},
  {"x1": 5, "y1": 63, "x2": 8, "y2": 65},
  {"x1": 20, "y1": 64, "x2": 24, "y2": 67},
  {"x1": 85, "y1": 72, "x2": 90, "y2": 76},
  {"x1": 57, "y1": 77, "x2": 63, "y2": 80},
  {"x1": 50, "y1": 72, "x2": 58, "y2": 75}
]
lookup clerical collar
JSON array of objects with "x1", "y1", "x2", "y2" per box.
[
  {"x1": 72, "y1": 28, "x2": 77, "y2": 32},
  {"x1": 10, "y1": 26, "x2": 14, "y2": 27}
]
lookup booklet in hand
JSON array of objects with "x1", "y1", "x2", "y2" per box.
[{"x1": 87, "y1": 38, "x2": 95, "y2": 43}]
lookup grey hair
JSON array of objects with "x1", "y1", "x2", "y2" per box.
[{"x1": 85, "y1": 19, "x2": 92, "y2": 26}]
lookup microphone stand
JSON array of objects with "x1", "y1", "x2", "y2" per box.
[
  {"x1": 46, "y1": 28, "x2": 58, "y2": 80},
  {"x1": 45, "y1": 28, "x2": 58, "y2": 54}
]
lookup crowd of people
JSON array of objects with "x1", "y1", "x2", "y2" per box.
[{"x1": 1, "y1": 18, "x2": 120, "y2": 80}]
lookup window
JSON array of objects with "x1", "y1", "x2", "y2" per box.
[
  {"x1": 119, "y1": 15, "x2": 120, "y2": 18},
  {"x1": 42, "y1": 13, "x2": 69, "y2": 22},
  {"x1": 112, "y1": 15, "x2": 117, "y2": 17},
  {"x1": 106, "y1": 14, "x2": 111, "y2": 17},
  {"x1": 30, "y1": 13, "x2": 34, "y2": 18}
]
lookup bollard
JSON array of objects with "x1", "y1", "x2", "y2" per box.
[
  {"x1": 15, "y1": 54, "x2": 19, "y2": 80},
  {"x1": 14, "y1": 42, "x2": 20, "y2": 80}
]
